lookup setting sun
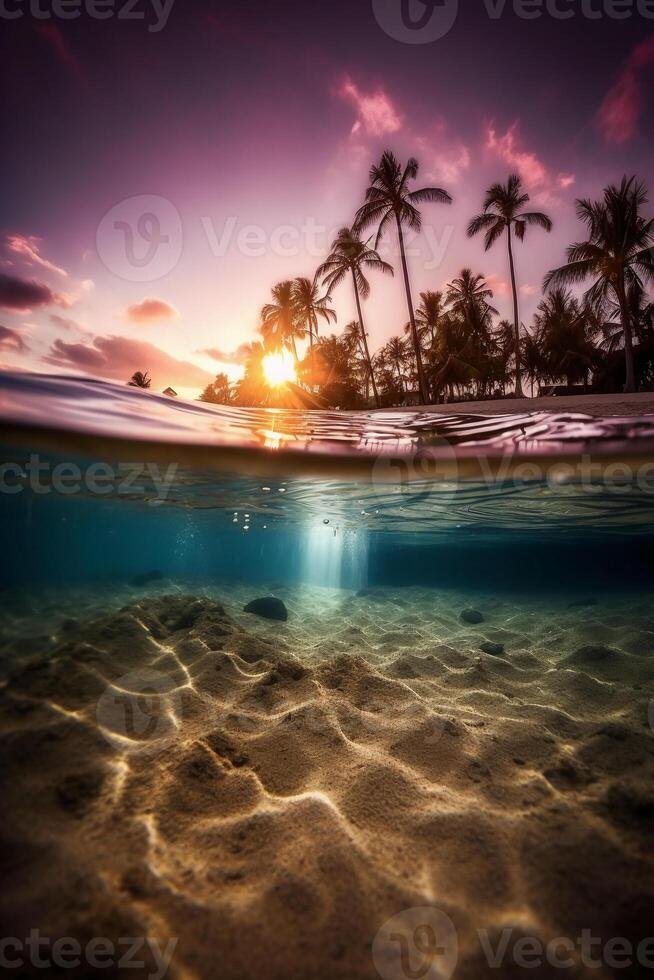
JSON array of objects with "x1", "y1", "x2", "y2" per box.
[{"x1": 262, "y1": 350, "x2": 296, "y2": 387}]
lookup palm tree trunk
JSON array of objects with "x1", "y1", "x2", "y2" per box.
[
  {"x1": 506, "y1": 224, "x2": 524, "y2": 398},
  {"x1": 617, "y1": 276, "x2": 636, "y2": 393},
  {"x1": 352, "y1": 271, "x2": 380, "y2": 408},
  {"x1": 396, "y1": 218, "x2": 428, "y2": 405}
]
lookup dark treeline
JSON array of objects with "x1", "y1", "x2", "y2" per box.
[{"x1": 196, "y1": 156, "x2": 654, "y2": 409}]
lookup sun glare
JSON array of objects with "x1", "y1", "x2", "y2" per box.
[{"x1": 262, "y1": 350, "x2": 296, "y2": 387}]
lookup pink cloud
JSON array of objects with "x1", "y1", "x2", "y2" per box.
[
  {"x1": 415, "y1": 120, "x2": 471, "y2": 185},
  {"x1": 200, "y1": 344, "x2": 251, "y2": 365},
  {"x1": 6, "y1": 235, "x2": 68, "y2": 278},
  {"x1": 127, "y1": 298, "x2": 179, "y2": 322},
  {"x1": 520, "y1": 284, "x2": 536, "y2": 297},
  {"x1": 43, "y1": 334, "x2": 213, "y2": 390},
  {"x1": 50, "y1": 314, "x2": 91, "y2": 335},
  {"x1": 486, "y1": 275, "x2": 510, "y2": 298},
  {"x1": 485, "y1": 122, "x2": 575, "y2": 198},
  {"x1": 0, "y1": 325, "x2": 29, "y2": 354},
  {"x1": 485, "y1": 122, "x2": 547, "y2": 187},
  {"x1": 0, "y1": 273, "x2": 71, "y2": 313},
  {"x1": 597, "y1": 34, "x2": 654, "y2": 143},
  {"x1": 336, "y1": 77, "x2": 402, "y2": 137}
]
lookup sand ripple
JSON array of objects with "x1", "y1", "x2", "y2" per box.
[{"x1": 1, "y1": 585, "x2": 654, "y2": 978}]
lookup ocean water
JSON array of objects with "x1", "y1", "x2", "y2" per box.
[{"x1": 2, "y1": 371, "x2": 654, "y2": 980}]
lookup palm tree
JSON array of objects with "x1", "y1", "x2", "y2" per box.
[
  {"x1": 292, "y1": 276, "x2": 336, "y2": 351},
  {"x1": 545, "y1": 177, "x2": 654, "y2": 393},
  {"x1": 385, "y1": 335, "x2": 409, "y2": 393},
  {"x1": 354, "y1": 151, "x2": 452, "y2": 405},
  {"x1": 260, "y1": 281, "x2": 304, "y2": 359},
  {"x1": 468, "y1": 174, "x2": 552, "y2": 397},
  {"x1": 198, "y1": 372, "x2": 232, "y2": 404},
  {"x1": 522, "y1": 329, "x2": 543, "y2": 398},
  {"x1": 534, "y1": 288, "x2": 597, "y2": 391},
  {"x1": 414, "y1": 290, "x2": 446, "y2": 350},
  {"x1": 317, "y1": 227, "x2": 393, "y2": 408},
  {"x1": 127, "y1": 371, "x2": 151, "y2": 389},
  {"x1": 445, "y1": 269, "x2": 498, "y2": 319}
]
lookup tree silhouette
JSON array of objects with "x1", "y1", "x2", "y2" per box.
[
  {"x1": 468, "y1": 174, "x2": 552, "y2": 397},
  {"x1": 354, "y1": 151, "x2": 452, "y2": 404}
]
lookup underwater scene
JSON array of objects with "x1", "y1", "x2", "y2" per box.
[{"x1": 1, "y1": 373, "x2": 654, "y2": 980}]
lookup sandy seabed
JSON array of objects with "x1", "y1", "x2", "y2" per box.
[{"x1": 1, "y1": 580, "x2": 654, "y2": 980}]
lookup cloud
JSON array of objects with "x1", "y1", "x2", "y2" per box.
[
  {"x1": 0, "y1": 325, "x2": 29, "y2": 354},
  {"x1": 597, "y1": 35, "x2": 654, "y2": 144},
  {"x1": 486, "y1": 122, "x2": 547, "y2": 187},
  {"x1": 415, "y1": 120, "x2": 471, "y2": 185},
  {"x1": 49, "y1": 313, "x2": 91, "y2": 334},
  {"x1": 520, "y1": 284, "x2": 536, "y2": 297},
  {"x1": 44, "y1": 334, "x2": 213, "y2": 389},
  {"x1": 485, "y1": 122, "x2": 575, "y2": 198},
  {"x1": 0, "y1": 273, "x2": 70, "y2": 312},
  {"x1": 486, "y1": 275, "x2": 510, "y2": 298},
  {"x1": 127, "y1": 298, "x2": 179, "y2": 323},
  {"x1": 200, "y1": 344, "x2": 251, "y2": 365},
  {"x1": 335, "y1": 77, "x2": 402, "y2": 137},
  {"x1": 6, "y1": 235, "x2": 68, "y2": 278},
  {"x1": 35, "y1": 23, "x2": 83, "y2": 79}
]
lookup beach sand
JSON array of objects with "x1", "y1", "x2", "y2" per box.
[
  {"x1": 384, "y1": 392, "x2": 654, "y2": 418},
  {"x1": 1, "y1": 581, "x2": 654, "y2": 979}
]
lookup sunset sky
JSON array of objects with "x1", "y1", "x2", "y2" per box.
[{"x1": 1, "y1": 0, "x2": 653, "y2": 398}]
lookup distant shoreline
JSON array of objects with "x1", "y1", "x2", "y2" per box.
[{"x1": 376, "y1": 392, "x2": 654, "y2": 418}]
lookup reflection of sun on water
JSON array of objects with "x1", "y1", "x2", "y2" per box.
[{"x1": 263, "y1": 350, "x2": 296, "y2": 387}]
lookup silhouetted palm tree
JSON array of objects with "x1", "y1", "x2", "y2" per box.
[
  {"x1": 292, "y1": 276, "x2": 336, "y2": 350},
  {"x1": 468, "y1": 174, "x2": 552, "y2": 397},
  {"x1": 521, "y1": 329, "x2": 543, "y2": 398},
  {"x1": 413, "y1": 290, "x2": 446, "y2": 350},
  {"x1": 317, "y1": 227, "x2": 393, "y2": 408},
  {"x1": 127, "y1": 371, "x2": 151, "y2": 389},
  {"x1": 445, "y1": 269, "x2": 498, "y2": 320},
  {"x1": 545, "y1": 177, "x2": 654, "y2": 392},
  {"x1": 354, "y1": 151, "x2": 452, "y2": 405},
  {"x1": 384, "y1": 336, "x2": 409, "y2": 392},
  {"x1": 261, "y1": 281, "x2": 304, "y2": 359},
  {"x1": 198, "y1": 373, "x2": 232, "y2": 404},
  {"x1": 534, "y1": 288, "x2": 596, "y2": 390}
]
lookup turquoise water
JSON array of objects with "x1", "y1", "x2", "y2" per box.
[{"x1": 2, "y1": 370, "x2": 654, "y2": 596}]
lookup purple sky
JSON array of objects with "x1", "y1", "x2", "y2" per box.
[{"x1": 1, "y1": 0, "x2": 653, "y2": 396}]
